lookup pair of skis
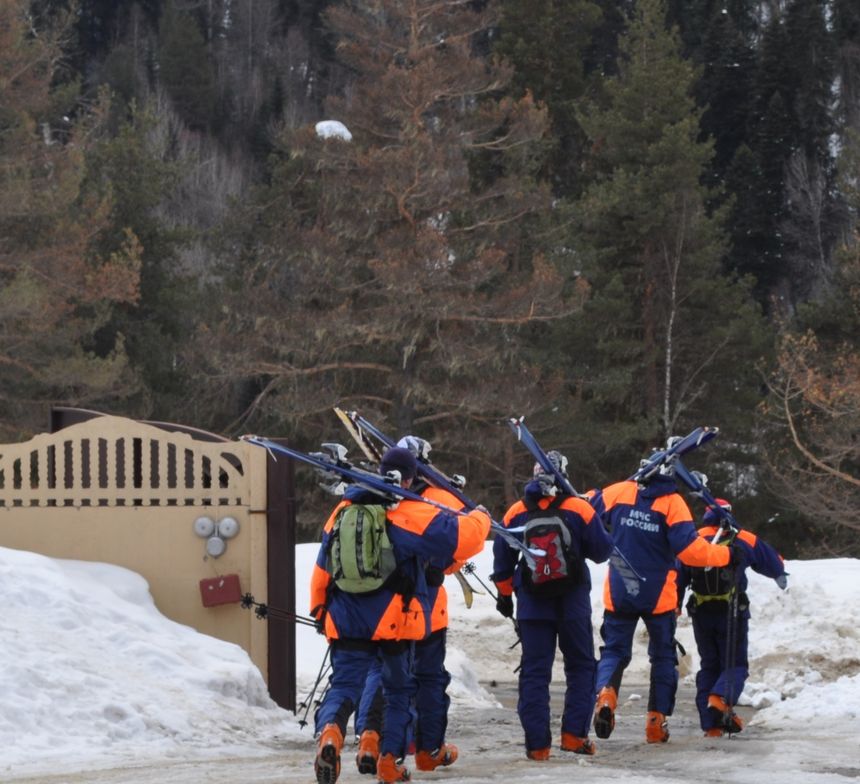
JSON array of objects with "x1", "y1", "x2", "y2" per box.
[
  {"x1": 628, "y1": 427, "x2": 719, "y2": 484},
  {"x1": 628, "y1": 427, "x2": 739, "y2": 545},
  {"x1": 508, "y1": 416, "x2": 649, "y2": 581},
  {"x1": 508, "y1": 418, "x2": 728, "y2": 585},
  {"x1": 243, "y1": 422, "x2": 544, "y2": 600},
  {"x1": 335, "y1": 409, "x2": 470, "y2": 504}
]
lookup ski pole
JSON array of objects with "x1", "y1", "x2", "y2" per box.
[
  {"x1": 240, "y1": 594, "x2": 318, "y2": 628},
  {"x1": 723, "y1": 550, "x2": 741, "y2": 736},
  {"x1": 333, "y1": 407, "x2": 384, "y2": 463},
  {"x1": 462, "y1": 562, "x2": 520, "y2": 647},
  {"x1": 298, "y1": 645, "x2": 332, "y2": 729},
  {"x1": 463, "y1": 561, "x2": 498, "y2": 600}
]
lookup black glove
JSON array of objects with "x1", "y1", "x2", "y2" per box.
[
  {"x1": 730, "y1": 540, "x2": 748, "y2": 568},
  {"x1": 311, "y1": 604, "x2": 327, "y2": 635},
  {"x1": 496, "y1": 593, "x2": 514, "y2": 619}
]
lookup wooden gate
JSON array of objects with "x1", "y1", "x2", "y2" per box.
[{"x1": 0, "y1": 409, "x2": 296, "y2": 710}]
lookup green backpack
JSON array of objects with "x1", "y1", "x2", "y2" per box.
[{"x1": 326, "y1": 503, "x2": 397, "y2": 593}]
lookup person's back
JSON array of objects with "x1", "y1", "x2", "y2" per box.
[
  {"x1": 310, "y1": 447, "x2": 490, "y2": 784},
  {"x1": 492, "y1": 452, "x2": 613, "y2": 760},
  {"x1": 676, "y1": 498, "x2": 786, "y2": 736},
  {"x1": 496, "y1": 491, "x2": 613, "y2": 616},
  {"x1": 594, "y1": 474, "x2": 731, "y2": 614},
  {"x1": 590, "y1": 468, "x2": 732, "y2": 744}
]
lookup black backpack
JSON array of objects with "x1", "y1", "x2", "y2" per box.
[
  {"x1": 689, "y1": 530, "x2": 736, "y2": 605},
  {"x1": 520, "y1": 496, "x2": 583, "y2": 597}
]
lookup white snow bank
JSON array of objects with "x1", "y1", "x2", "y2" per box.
[
  {"x1": 0, "y1": 547, "x2": 300, "y2": 777},
  {"x1": 3, "y1": 539, "x2": 859, "y2": 779}
]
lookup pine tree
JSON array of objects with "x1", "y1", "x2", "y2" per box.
[
  {"x1": 197, "y1": 0, "x2": 583, "y2": 504},
  {"x1": 569, "y1": 0, "x2": 770, "y2": 474},
  {"x1": 158, "y1": 1, "x2": 216, "y2": 130},
  {"x1": 695, "y1": 5, "x2": 758, "y2": 179},
  {"x1": 495, "y1": 0, "x2": 603, "y2": 197},
  {"x1": 735, "y1": 0, "x2": 838, "y2": 308},
  {"x1": 0, "y1": 0, "x2": 141, "y2": 438},
  {"x1": 833, "y1": 0, "x2": 860, "y2": 132},
  {"x1": 81, "y1": 102, "x2": 194, "y2": 417}
]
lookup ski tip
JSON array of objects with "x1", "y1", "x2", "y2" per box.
[
  {"x1": 696, "y1": 426, "x2": 719, "y2": 444},
  {"x1": 507, "y1": 416, "x2": 524, "y2": 435}
]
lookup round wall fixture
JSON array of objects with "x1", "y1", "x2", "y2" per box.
[
  {"x1": 206, "y1": 535, "x2": 227, "y2": 558},
  {"x1": 193, "y1": 516, "x2": 216, "y2": 538},
  {"x1": 218, "y1": 517, "x2": 240, "y2": 539}
]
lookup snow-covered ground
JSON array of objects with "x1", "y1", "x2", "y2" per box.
[{"x1": 1, "y1": 543, "x2": 858, "y2": 783}]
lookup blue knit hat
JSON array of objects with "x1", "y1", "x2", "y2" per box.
[{"x1": 379, "y1": 447, "x2": 418, "y2": 481}]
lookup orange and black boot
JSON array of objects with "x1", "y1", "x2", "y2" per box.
[
  {"x1": 415, "y1": 744, "x2": 458, "y2": 771},
  {"x1": 315, "y1": 724, "x2": 344, "y2": 784},
  {"x1": 526, "y1": 747, "x2": 551, "y2": 761},
  {"x1": 593, "y1": 686, "x2": 617, "y2": 739},
  {"x1": 645, "y1": 711, "x2": 670, "y2": 743},
  {"x1": 560, "y1": 733, "x2": 596, "y2": 755},
  {"x1": 704, "y1": 728, "x2": 724, "y2": 738},
  {"x1": 708, "y1": 694, "x2": 744, "y2": 734},
  {"x1": 376, "y1": 753, "x2": 411, "y2": 783},
  {"x1": 356, "y1": 730, "x2": 380, "y2": 775}
]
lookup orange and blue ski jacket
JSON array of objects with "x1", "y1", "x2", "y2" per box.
[
  {"x1": 590, "y1": 477, "x2": 730, "y2": 615},
  {"x1": 676, "y1": 523, "x2": 785, "y2": 615},
  {"x1": 421, "y1": 484, "x2": 470, "y2": 633},
  {"x1": 491, "y1": 484, "x2": 613, "y2": 621},
  {"x1": 310, "y1": 485, "x2": 490, "y2": 642}
]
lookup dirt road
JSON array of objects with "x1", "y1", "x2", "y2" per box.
[{"x1": 6, "y1": 680, "x2": 857, "y2": 784}]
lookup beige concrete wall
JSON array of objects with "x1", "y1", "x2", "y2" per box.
[{"x1": 0, "y1": 415, "x2": 270, "y2": 679}]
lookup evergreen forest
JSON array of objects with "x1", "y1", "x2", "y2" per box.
[{"x1": 2, "y1": 0, "x2": 858, "y2": 554}]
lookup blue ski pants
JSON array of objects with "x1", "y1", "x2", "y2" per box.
[
  {"x1": 354, "y1": 659, "x2": 384, "y2": 737},
  {"x1": 354, "y1": 630, "x2": 450, "y2": 753},
  {"x1": 691, "y1": 605, "x2": 750, "y2": 730},
  {"x1": 595, "y1": 610, "x2": 678, "y2": 715},
  {"x1": 315, "y1": 640, "x2": 416, "y2": 758},
  {"x1": 517, "y1": 615, "x2": 597, "y2": 751},
  {"x1": 413, "y1": 629, "x2": 452, "y2": 752}
]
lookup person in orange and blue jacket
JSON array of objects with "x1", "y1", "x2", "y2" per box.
[
  {"x1": 352, "y1": 434, "x2": 468, "y2": 777},
  {"x1": 491, "y1": 451, "x2": 614, "y2": 761},
  {"x1": 589, "y1": 461, "x2": 736, "y2": 744},
  {"x1": 676, "y1": 497, "x2": 787, "y2": 737},
  {"x1": 311, "y1": 446, "x2": 490, "y2": 784}
]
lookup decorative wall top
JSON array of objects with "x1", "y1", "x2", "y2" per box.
[{"x1": 0, "y1": 415, "x2": 254, "y2": 508}]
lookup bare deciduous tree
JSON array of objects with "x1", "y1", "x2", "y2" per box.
[{"x1": 764, "y1": 299, "x2": 860, "y2": 536}]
